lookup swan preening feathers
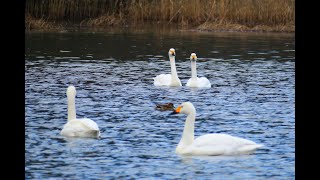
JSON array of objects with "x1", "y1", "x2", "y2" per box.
[
  {"x1": 171, "y1": 102, "x2": 263, "y2": 156},
  {"x1": 60, "y1": 85, "x2": 101, "y2": 138},
  {"x1": 186, "y1": 53, "x2": 211, "y2": 88},
  {"x1": 153, "y1": 48, "x2": 182, "y2": 87}
]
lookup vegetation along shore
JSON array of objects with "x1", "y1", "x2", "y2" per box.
[{"x1": 25, "y1": 0, "x2": 295, "y2": 33}]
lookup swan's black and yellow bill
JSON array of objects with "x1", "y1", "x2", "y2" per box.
[
  {"x1": 191, "y1": 53, "x2": 197, "y2": 60},
  {"x1": 170, "y1": 49, "x2": 176, "y2": 56},
  {"x1": 169, "y1": 105, "x2": 182, "y2": 115}
]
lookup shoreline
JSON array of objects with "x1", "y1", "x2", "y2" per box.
[
  {"x1": 26, "y1": 0, "x2": 294, "y2": 34},
  {"x1": 25, "y1": 19, "x2": 295, "y2": 34}
]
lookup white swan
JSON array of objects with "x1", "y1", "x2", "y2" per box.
[
  {"x1": 154, "y1": 48, "x2": 182, "y2": 86},
  {"x1": 186, "y1": 53, "x2": 211, "y2": 88},
  {"x1": 60, "y1": 85, "x2": 101, "y2": 138},
  {"x1": 171, "y1": 102, "x2": 263, "y2": 156}
]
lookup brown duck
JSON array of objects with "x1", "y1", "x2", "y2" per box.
[{"x1": 155, "y1": 103, "x2": 175, "y2": 111}]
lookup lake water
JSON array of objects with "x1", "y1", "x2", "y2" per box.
[{"x1": 25, "y1": 28, "x2": 295, "y2": 179}]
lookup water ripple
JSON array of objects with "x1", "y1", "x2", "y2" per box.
[{"x1": 25, "y1": 31, "x2": 295, "y2": 179}]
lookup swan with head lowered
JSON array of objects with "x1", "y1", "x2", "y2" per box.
[
  {"x1": 186, "y1": 53, "x2": 211, "y2": 88},
  {"x1": 60, "y1": 85, "x2": 101, "y2": 138},
  {"x1": 171, "y1": 102, "x2": 263, "y2": 156},
  {"x1": 153, "y1": 48, "x2": 182, "y2": 86}
]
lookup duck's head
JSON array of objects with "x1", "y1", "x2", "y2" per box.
[
  {"x1": 190, "y1": 53, "x2": 197, "y2": 62},
  {"x1": 163, "y1": 103, "x2": 175, "y2": 110},
  {"x1": 67, "y1": 85, "x2": 76, "y2": 97},
  {"x1": 168, "y1": 48, "x2": 176, "y2": 57},
  {"x1": 167, "y1": 103, "x2": 174, "y2": 107},
  {"x1": 170, "y1": 102, "x2": 195, "y2": 115}
]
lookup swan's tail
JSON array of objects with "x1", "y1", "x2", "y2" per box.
[
  {"x1": 237, "y1": 144, "x2": 263, "y2": 154},
  {"x1": 87, "y1": 130, "x2": 101, "y2": 138}
]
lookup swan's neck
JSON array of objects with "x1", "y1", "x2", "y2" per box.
[
  {"x1": 67, "y1": 95, "x2": 76, "y2": 120},
  {"x1": 170, "y1": 56, "x2": 179, "y2": 79},
  {"x1": 191, "y1": 60, "x2": 197, "y2": 79},
  {"x1": 179, "y1": 111, "x2": 196, "y2": 146}
]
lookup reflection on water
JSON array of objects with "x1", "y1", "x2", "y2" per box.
[{"x1": 25, "y1": 30, "x2": 295, "y2": 179}]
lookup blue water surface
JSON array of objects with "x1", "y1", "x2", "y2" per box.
[{"x1": 25, "y1": 30, "x2": 295, "y2": 179}]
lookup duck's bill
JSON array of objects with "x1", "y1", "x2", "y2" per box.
[{"x1": 169, "y1": 106, "x2": 181, "y2": 115}]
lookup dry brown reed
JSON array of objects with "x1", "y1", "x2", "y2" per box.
[
  {"x1": 80, "y1": 14, "x2": 125, "y2": 27},
  {"x1": 25, "y1": 14, "x2": 64, "y2": 31},
  {"x1": 25, "y1": 0, "x2": 295, "y2": 32}
]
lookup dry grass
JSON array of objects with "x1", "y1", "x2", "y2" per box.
[
  {"x1": 25, "y1": 14, "x2": 64, "y2": 31},
  {"x1": 124, "y1": 0, "x2": 294, "y2": 28},
  {"x1": 198, "y1": 22, "x2": 251, "y2": 32},
  {"x1": 80, "y1": 14, "x2": 125, "y2": 27},
  {"x1": 197, "y1": 21, "x2": 295, "y2": 32},
  {"x1": 25, "y1": 0, "x2": 295, "y2": 32}
]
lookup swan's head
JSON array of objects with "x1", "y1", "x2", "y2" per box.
[
  {"x1": 171, "y1": 102, "x2": 196, "y2": 115},
  {"x1": 168, "y1": 48, "x2": 176, "y2": 57},
  {"x1": 190, "y1": 53, "x2": 197, "y2": 61},
  {"x1": 67, "y1": 85, "x2": 76, "y2": 97}
]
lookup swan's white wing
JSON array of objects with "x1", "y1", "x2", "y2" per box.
[
  {"x1": 186, "y1": 78, "x2": 193, "y2": 87},
  {"x1": 77, "y1": 118, "x2": 99, "y2": 131},
  {"x1": 186, "y1": 77, "x2": 211, "y2": 88},
  {"x1": 194, "y1": 134, "x2": 257, "y2": 146},
  {"x1": 154, "y1": 74, "x2": 172, "y2": 86},
  {"x1": 191, "y1": 133, "x2": 262, "y2": 155},
  {"x1": 61, "y1": 118, "x2": 100, "y2": 138},
  {"x1": 198, "y1": 77, "x2": 211, "y2": 88}
]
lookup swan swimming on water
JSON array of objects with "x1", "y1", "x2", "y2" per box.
[
  {"x1": 154, "y1": 48, "x2": 182, "y2": 87},
  {"x1": 186, "y1": 53, "x2": 211, "y2": 88},
  {"x1": 60, "y1": 85, "x2": 101, "y2": 138},
  {"x1": 171, "y1": 102, "x2": 263, "y2": 156}
]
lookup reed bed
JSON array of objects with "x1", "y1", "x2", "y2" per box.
[
  {"x1": 25, "y1": 0, "x2": 295, "y2": 32},
  {"x1": 25, "y1": 13, "x2": 64, "y2": 31}
]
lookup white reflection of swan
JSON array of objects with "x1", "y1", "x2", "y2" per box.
[
  {"x1": 186, "y1": 53, "x2": 211, "y2": 88},
  {"x1": 172, "y1": 102, "x2": 263, "y2": 156},
  {"x1": 60, "y1": 86, "x2": 101, "y2": 138},
  {"x1": 154, "y1": 48, "x2": 182, "y2": 87}
]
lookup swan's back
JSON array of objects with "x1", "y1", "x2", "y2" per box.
[
  {"x1": 186, "y1": 77, "x2": 211, "y2": 88},
  {"x1": 61, "y1": 118, "x2": 100, "y2": 138},
  {"x1": 198, "y1": 77, "x2": 211, "y2": 87},
  {"x1": 154, "y1": 74, "x2": 172, "y2": 86},
  {"x1": 194, "y1": 134, "x2": 257, "y2": 146},
  {"x1": 154, "y1": 74, "x2": 181, "y2": 86},
  {"x1": 190, "y1": 133, "x2": 263, "y2": 155}
]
